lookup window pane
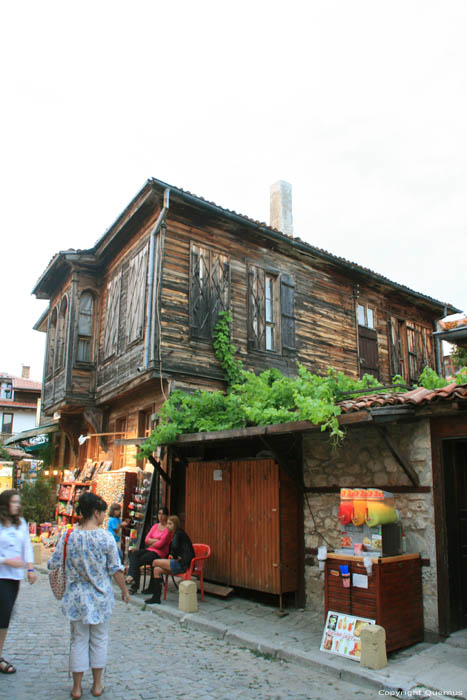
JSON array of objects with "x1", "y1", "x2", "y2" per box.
[
  {"x1": 266, "y1": 325, "x2": 274, "y2": 351},
  {"x1": 367, "y1": 308, "x2": 374, "y2": 329},
  {"x1": 80, "y1": 293, "x2": 93, "y2": 313},
  {"x1": 79, "y1": 313, "x2": 92, "y2": 336},
  {"x1": 265, "y1": 276, "x2": 274, "y2": 322},
  {"x1": 0, "y1": 382, "x2": 12, "y2": 399},
  {"x1": 79, "y1": 293, "x2": 93, "y2": 335},
  {"x1": 2, "y1": 413, "x2": 13, "y2": 434},
  {"x1": 77, "y1": 338, "x2": 90, "y2": 363},
  {"x1": 357, "y1": 304, "x2": 365, "y2": 326}
]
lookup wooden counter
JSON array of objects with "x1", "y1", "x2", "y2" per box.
[{"x1": 324, "y1": 553, "x2": 423, "y2": 652}]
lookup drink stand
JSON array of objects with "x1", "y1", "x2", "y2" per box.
[{"x1": 322, "y1": 488, "x2": 424, "y2": 655}]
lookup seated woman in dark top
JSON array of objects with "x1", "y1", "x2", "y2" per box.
[{"x1": 145, "y1": 515, "x2": 195, "y2": 604}]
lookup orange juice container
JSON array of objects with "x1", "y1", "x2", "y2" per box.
[
  {"x1": 351, "y1": 488, "x2": 367, "y2": 526},
  {"x1": 365, "y1": 489, "x2": 398, "y2": 527},
  {"x1": 338, "y1": 488, "x2": 354, "y2": 525}
]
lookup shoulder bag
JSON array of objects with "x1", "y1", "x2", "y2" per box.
[{"x1": 49, "y1": 529, "x2": 72, "y2": 600}]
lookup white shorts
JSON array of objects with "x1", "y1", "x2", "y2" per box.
[{"x1": 69, "y1": 619, "x2": 109, "y2": 672}]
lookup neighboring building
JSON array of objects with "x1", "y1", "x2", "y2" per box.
[
  {"x1": 0, "y1": 366, "x2": 41, "y2": 441},
  {"x1": 31, "y1": 177, "x2": 463, "y2": 633}
]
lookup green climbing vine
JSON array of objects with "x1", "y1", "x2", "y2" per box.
[
  {"x1": 139, "y1": 312, "x2": 467, "y2": 458},
  {"x1": 212, "y1": 311, "x2": 243, "y2": 387}
]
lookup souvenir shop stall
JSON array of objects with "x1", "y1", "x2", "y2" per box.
[
  {"x1": 322, "y1": 488, "x2": 424, "y2": 658},
  {"x1": 50, "y1": 461, "x2": 157, "y2": 561}
]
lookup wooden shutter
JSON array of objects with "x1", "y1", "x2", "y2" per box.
[
  {"x1": 190, "y1": 244, "x2": 231, "y2": 339},
  {"x1": 103, "y1": 271, "x2": 122, "y2": 358},
  {"x1": 248, "y1": 266, "x2": 265, "y2": 349},
  {"x1": 407, "y1": 325, "x2": 418, "y2": 382},
  {"x1": 358, "y1": 326, "x2": 379, "y2": 378},
  {"x1": 210, "y1": 252, "x2": 230, "y2": 333},
  {"x1": 280, "y1": 273, "x2": 296, "y2": 352},
  {"x1": 190, "y1": 244, "x2": 211, "y2": 339},
  {"x1": 388, "y1": 317, "x2": 402, "y2": 377},
  {"x1": 127, "y1": 245, "x2": 148, "y2": 344}
]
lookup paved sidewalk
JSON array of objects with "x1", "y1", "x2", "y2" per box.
[{"x1": 126, "y1": 575, "x2": 467, "y2": 699}]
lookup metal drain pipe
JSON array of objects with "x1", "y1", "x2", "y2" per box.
[{"x1": 142, "y1": 188, "x2": 170, "y2": 369}]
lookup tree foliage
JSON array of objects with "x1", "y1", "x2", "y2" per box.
[
  {"x1": 0, "y1": 444, "x2": 11, "y2": 461},
  {"x1": 451, "y1": 345, "x2": 467, "y2": 369},
  {"x1": 20, "y1": 476, "x2": 57, "y2": 524}
]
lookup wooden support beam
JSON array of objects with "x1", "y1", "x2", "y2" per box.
[
  {"x1": 147, "y1": 455, "x2": 172, "y2": 486},
  {"x1": 174, "y1": 411, "x2": 372, "y2": 446},
  {"x1": 258, "y1": 435, "x2": 304, "y2": 492},
  {"x1": 375, "y1": 425, "x2": 420, "y2": 487},
  {"x1": 305, "y1": 485, "x2": 431, "y2": 494}
]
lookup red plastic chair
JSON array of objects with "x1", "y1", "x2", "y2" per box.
[{"x1": 163, "y1": 543, "x2": 211, "y2": 601}]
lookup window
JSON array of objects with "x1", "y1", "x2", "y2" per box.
[
  {"x1": 248, "y1": 267, "x2": 295, "y2": 353},
  {"x1": 389, "y1": 317, "x2": 434, "y2": 383},
  {"x1": 46, "y1": 308, "x2": 58, "y2": 376},
  {"x1": 103, "y1": 272, "x2": 122, "y2": 358},
  {"x1": 265, "y1": 275, "x2": 275, "y2": 350},
  {"x1": 357, "y1": 303, "x2": 375, "y2": 329},
  {"x1": 406, "y1": 325, "x2": 420, "y2": 383},
  {"x1": 189, "y1": 244, "x2": 230, "y2": 339},
  {"x1": 127, "y1": 245, "x2": 148, "y2": 344},
  {"x1": 0, "y1": 381, "x2": 12, "y2": 399},
  {"x1": 77, "y1": 292, "x2": 94, "y2": 363},
  {"x1": 56, "y1": 296, "x2": 68, "y2": 369},
  {"x1": 1, "y1": 413, "x2": 13, "y2": 434}
]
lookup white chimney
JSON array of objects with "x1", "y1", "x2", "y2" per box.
[
  {"x1": 22, "y1": 365, "x2": 30, "y2": 379},
  {"x1": 270, "y1": 180, "x2": 293, "y2": 236}
]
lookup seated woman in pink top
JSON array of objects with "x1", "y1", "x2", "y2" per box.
[{"x1": 125, "y1": 507, "x2": 171, "y2": 594}]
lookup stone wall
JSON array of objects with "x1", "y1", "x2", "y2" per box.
[{"x1": 302, "y1": 417, "x2": 439, "y2": 634}]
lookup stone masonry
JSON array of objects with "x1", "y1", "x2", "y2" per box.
[{"x1": 302, "y1": 417, "x2": 438, "y2": 634}]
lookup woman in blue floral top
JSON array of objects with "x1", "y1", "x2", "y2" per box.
[{"x1": 48, "y1": 492, "x2": 130, "y2": 699}]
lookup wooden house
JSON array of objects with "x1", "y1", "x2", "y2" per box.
[{"x1": 32, "y1": 177, "x2": 459, "y2": 609}]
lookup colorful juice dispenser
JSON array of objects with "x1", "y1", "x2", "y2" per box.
[
  {"x1": 351, "y1": 488, "x2": 367, "y2": 526},
  {"x1": 338, "y1": 488, "x2": 354, "y2": 525},
  {"x1": 365, "y1": 489, "x2": 398, "y2": 527}
]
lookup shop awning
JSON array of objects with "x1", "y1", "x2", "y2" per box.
[{"x1": 3, "y1": 421, "x2": 60, "y2": 446}]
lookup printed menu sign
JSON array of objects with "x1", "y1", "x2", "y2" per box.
[
  {"x1": 320, "y1": 611, "x2": 375, "y2": 661},
  {"x1": 0, "y1": 463, "x2": 13, "y2": 493}
]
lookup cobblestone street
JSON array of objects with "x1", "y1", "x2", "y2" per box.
[{"x1": 0, "y1": 573, "x2": 378, "y2": 700}]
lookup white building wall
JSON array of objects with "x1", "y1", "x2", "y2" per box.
[{"x1": 11, "y1": 409, "x2": 37, "y2": 433}]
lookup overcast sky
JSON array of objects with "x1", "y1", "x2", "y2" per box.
[{"x1": 1, "y1": 1, "x2": 466, "y2": 382}]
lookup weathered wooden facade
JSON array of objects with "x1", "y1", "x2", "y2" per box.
[{"x1": 33, "y1": 177, "x2": 458, "y2": 601}]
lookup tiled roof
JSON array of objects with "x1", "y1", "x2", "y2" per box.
[
  {"x1": 339, "y1": 382, "x2": 467, "y2": 413},
  {"x1": 13, "y1": 377, "x2": 41, "y2": 391},
  {"x1": 1, "y1": 374, "x2": 41, "y2": 391}
]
